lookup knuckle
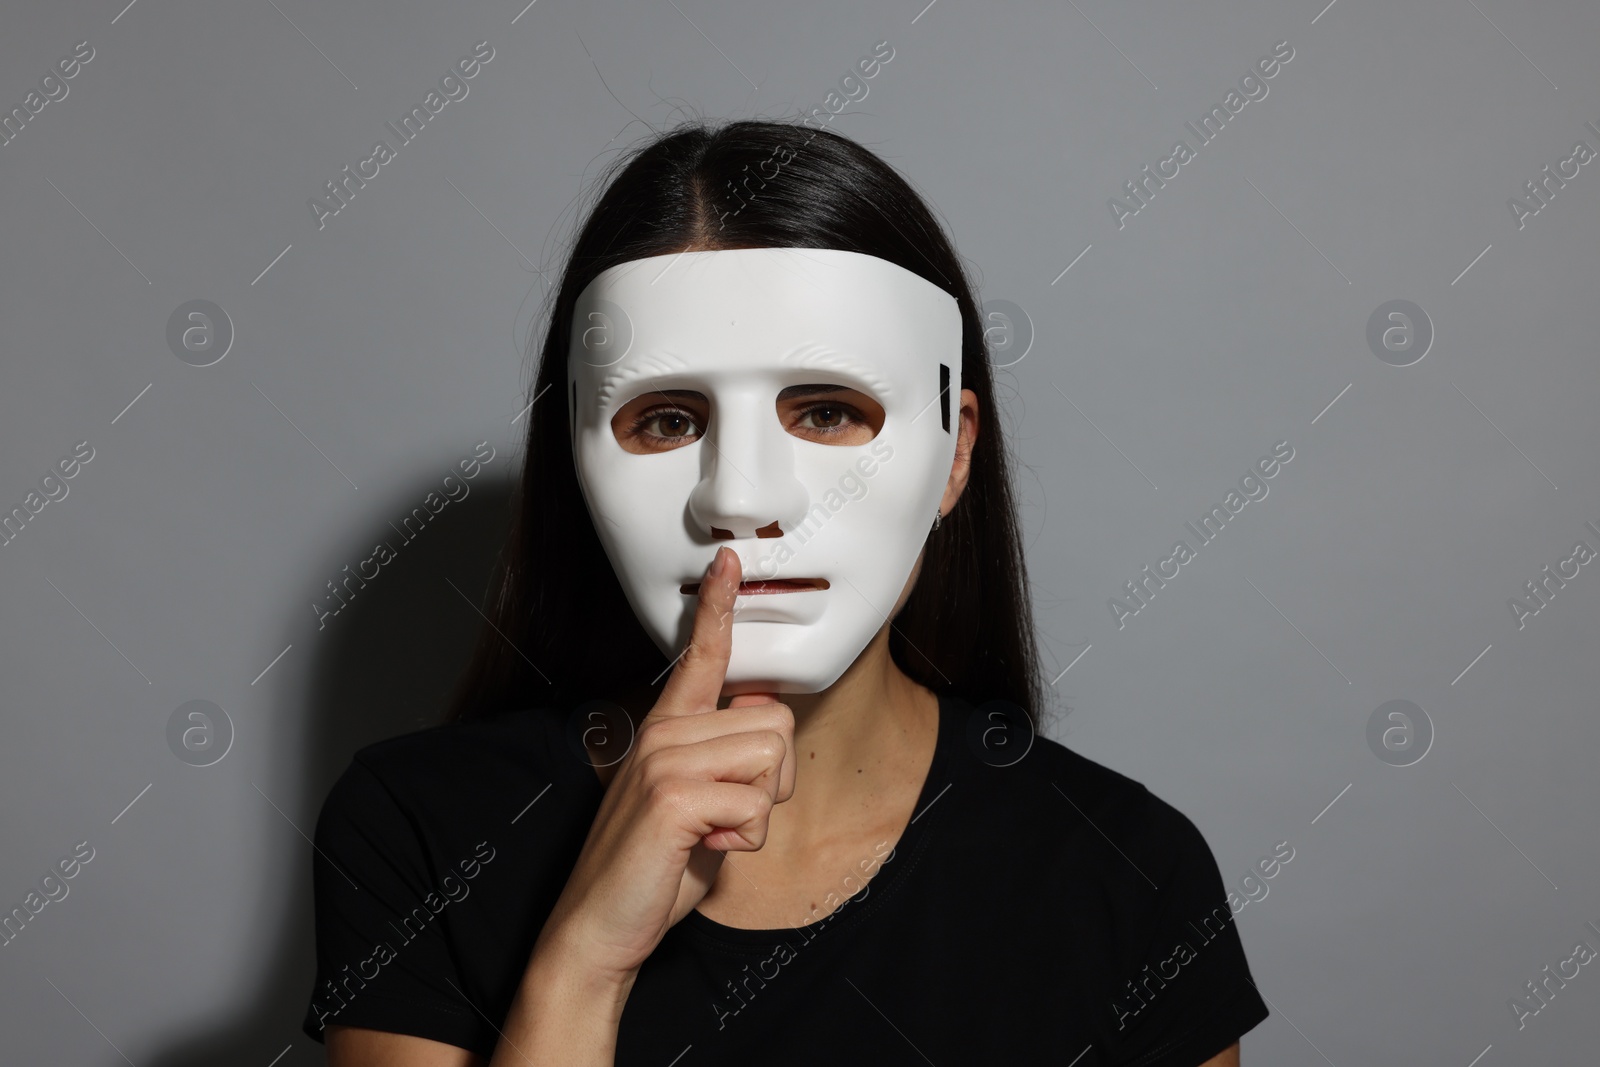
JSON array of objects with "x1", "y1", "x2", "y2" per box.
[
  {"x1": 636, "y1": 718, "x2": 671, "y2": 752},
  {"x1": 679, "y1": 637, "x2": 716, "y2": 673},
  {"x1": 635, "y1": 747, "x2": 670, "y2": 784},
  {"x1": 650, "y1": 779, "x2": 688, "y2": 815},
  {"x1": 754, "y1": 731, "x2": 785, "y2": 762}
]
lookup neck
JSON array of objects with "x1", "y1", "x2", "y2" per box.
[{"x1": 758, "y1": 627, "x2": 938, "y2": 839}]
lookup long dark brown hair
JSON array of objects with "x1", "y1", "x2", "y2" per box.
[{"x1": 445, "y1": 118, "x2": 1044, "y2": 725}]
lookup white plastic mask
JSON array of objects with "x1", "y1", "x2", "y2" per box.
[{"x1": 568, "y1": 247, "x2": 962, "y2": 694}]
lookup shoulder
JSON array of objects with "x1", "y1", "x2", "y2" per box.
[
  {"x1": 936, "y1": 700, "x2": 1223, "y2": 907},
  {"x1": 949, "y1": 706, "x2": 1207, "y2": 860},
  {"x1": 1028, "y1": 733, "x2": 1204, "y2": 848},
  {"x1": 358, "y1": 704, "x2": 575, "y2": 783},
  {"x1": 928, "y1": 698, "x2": 1270, "y2": 1058},
  {"x1": 1027, "y1": 736, "x2": 1219, "y2": 898},
  {"x1": 302, "y1": 709, "x2": 585, "y2": 1053},
  {"x1": 312, "y1": 705, "x2": 591, "y2": 841}
]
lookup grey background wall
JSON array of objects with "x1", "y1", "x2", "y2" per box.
[{"x1": 2, "y1": 0, "x2": 1597, "y2": 1063}]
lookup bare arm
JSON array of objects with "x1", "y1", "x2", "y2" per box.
[
  {"x1": 326, "y1": 1025, "x2": 484, "y2": 1066},
  {"x1": 324, "y1": 936, "x2": 631, "y2": 1065},
  {"x1": 482, "y1": 929, "x2": 635, "y2": 1066},
  {"x1": 1198, "y1": 1040, "x2": 1240, "y2": 1067}
]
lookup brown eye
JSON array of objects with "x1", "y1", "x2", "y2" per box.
[
  {"x1": 639, "y1": 410, "x2": 700, "y2": 439},
  {"x1": 779, "y1": 385, "x2": 883, "y2": 445},
  {"x1": 629, "y1": 406, "x2": 702, "y2": 448},
  {"x1": 798, "y1": 404, "x2": 853, "y2": 432},
  {"x1": 610, "y1": 389, "x2": 709, "y2": 454}
]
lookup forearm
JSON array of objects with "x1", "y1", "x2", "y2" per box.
[{"x1": 487, "y1": 932, "x2": 636, "y2": 1067}]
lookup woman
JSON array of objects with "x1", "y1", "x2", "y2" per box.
[{"x1": 302, "y1": 118, "x2": 1269, "y2": 1065}]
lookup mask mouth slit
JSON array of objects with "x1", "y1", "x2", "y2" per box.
[{"x1": 678, "y1": 577, "x2": 831, "y2": 596}]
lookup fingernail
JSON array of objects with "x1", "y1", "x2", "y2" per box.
[{"x1": 710, "y1": 547, "x2": 728, "y2": 582}]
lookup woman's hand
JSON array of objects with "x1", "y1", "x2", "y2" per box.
[{"x1": 530, "y1": 544, "x2": 797, "y2": 987}]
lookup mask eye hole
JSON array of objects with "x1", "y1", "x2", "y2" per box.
[
  {"x1": 611, "y1": 390, "x2": 709, "y2": 454},
  {"x1": 778, "y1": 384, "x2": 883, "y2": 445},
  {"x1": 608, "y1": 384, "x2": 884, "y2": 454}
]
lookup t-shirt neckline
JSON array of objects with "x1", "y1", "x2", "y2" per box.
[{"x1": 674, "y1": 689, "x2": 959, "y2": 947}]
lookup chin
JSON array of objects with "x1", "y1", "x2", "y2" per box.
[
  {"x1": 719, "y1": 660, "x2": 841, "y2": 697},
  {"x1": 724, "y1": 619, "x2": 873, "y2": 694}
]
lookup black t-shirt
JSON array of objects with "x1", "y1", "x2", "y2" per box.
[{"x1": 301, "y1": 691, "x2": 1268, "y2": 1065}]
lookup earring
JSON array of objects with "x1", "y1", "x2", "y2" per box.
[{"x1": 932, "y1": 508, "x2": 942, "y2": 532}]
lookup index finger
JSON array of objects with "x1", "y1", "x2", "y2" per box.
[{"x1": 655, "y1": 545, "x2": 741, "y2": 716}]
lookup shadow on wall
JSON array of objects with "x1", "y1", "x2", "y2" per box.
[{"x1": 149, "y1": 471, "x2": 518, "y2": 1067}]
